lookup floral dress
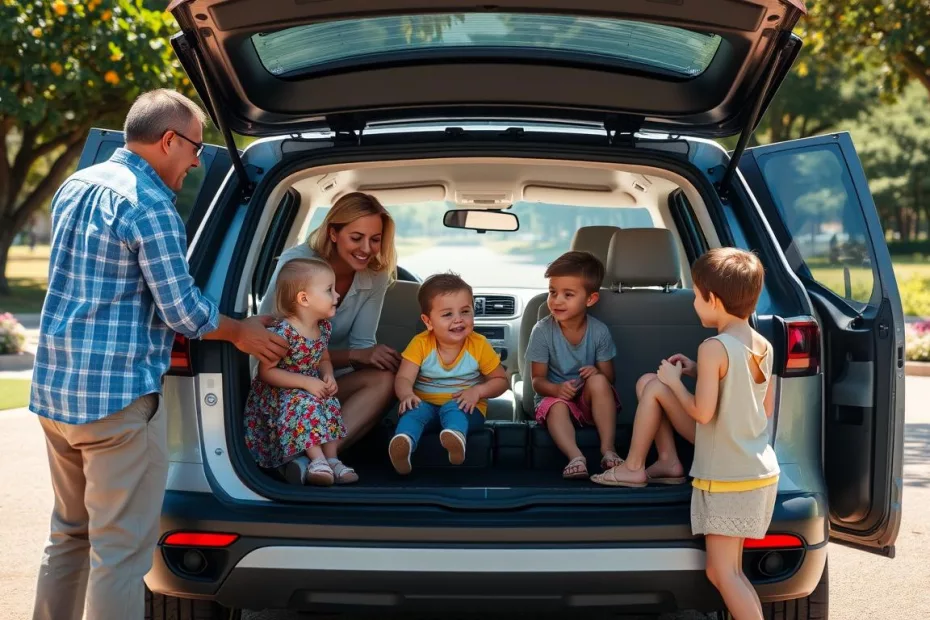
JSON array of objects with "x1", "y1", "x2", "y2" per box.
[{"x1": 243, "y1": 319, "x2": 346, "y2": 469}]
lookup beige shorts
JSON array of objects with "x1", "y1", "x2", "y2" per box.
[{"x1": 691, "y1": 483, "x2": 778, "y2": 539}]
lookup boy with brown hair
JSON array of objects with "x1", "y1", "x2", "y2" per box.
[
  {"x1": 593, "y1": 247, "x2": 778, "y2": 620},
  {"x1": 525, "y1": 251, "x2": 622, "y2": 480},
  {"x1": 389, "y1": 273, "x2": 509, "y2": 475}
]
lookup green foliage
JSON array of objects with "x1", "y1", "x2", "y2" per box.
[{"x1": 901, "y1": 278, "x2": 930, "y2": 318}]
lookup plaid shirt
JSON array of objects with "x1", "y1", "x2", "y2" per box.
[{"x1": 30, "y1": 148, "x2": 220, "y2": 424}]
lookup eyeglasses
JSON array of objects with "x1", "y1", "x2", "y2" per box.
[{"x1": 170, "y1": 130, "x2": 204, "y2": 157}]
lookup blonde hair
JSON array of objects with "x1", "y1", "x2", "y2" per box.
[
  {"x1": 691, "y1": 248, "x2": 764, "y2": 319},
  {"x1": 308, "y1": 192, "x2": 397, "y2": 283},
  {"x1": 275, "y1": 258, "x2": 334, "y2": 318}
]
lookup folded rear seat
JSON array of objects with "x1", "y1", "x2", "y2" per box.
[{"x1": 525, "y1": 228, "x2": 712, "y2": 470}]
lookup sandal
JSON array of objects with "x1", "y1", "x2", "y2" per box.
[
  {"x1": 590, "y1": 465, "x2": 648, "y2": 488},
  {"x1": 306, "y1": 457, "x2": 335, "y2": 487},
  {"x1": 327, "y1": 458, "x2": 359, "y2": 485},
  {"x1": 562, "y1": 456, "x2": 589, "y2": 480},
  {"x1": 600, "y1": 451, "x2": 623, "y2": 470}
]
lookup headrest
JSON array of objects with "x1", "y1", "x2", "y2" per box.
[
  {"x1": 569, "y1": 226, "x2": 621, "y2": 267},
  {"x1": 605, "y1": 228, "x2": 680, "y2": 289}
]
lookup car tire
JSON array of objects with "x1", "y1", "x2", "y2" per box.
[
  {"x1": 761, "y1": 560, "x2": 829, "y2": 620},
  {"x1": 145, "y1": 587, "x2": 241, "y2": 620}
]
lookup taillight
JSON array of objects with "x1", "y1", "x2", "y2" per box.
[
  {"x1": 743, "y1": 533, "x2": 803, "y2": 549},
  {"x1": 783, "y1": 319, "x2": 819, "y2": 377},
  {"x1": 169, "y1": 333, "x2": 193, "y2": 376},
  {"x1": 162, "y1": 532, "x2": 239, "y2": 548}
]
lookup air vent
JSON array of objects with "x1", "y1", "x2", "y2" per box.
[{"x1": 475, "y1": 295, "x2": 516, "y2": 317}]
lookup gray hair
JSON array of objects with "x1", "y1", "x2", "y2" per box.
[{"x1": 123, "y1": 89, "x2": 207, "y2": 144}]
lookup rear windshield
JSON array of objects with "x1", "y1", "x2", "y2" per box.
[{"x1": 252, "y1": 13, "x2": 722, "y2": 78}]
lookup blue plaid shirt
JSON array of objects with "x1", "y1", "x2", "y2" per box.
[{"x1": 30, "y1": 148, "x2": 220, "y2": 424}]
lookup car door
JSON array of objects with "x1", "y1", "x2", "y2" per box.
[
  {"x1": 76, "y1": 128, "x2": 232, "y2": 243},
  {"x1": 738, "y1": 132, "x2": 905, "y2": 557}
]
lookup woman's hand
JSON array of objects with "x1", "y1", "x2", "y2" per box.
[
  {"x1": 453, "y1": 387, "x2": 482, "y2": 414},
  {"x1": 666, "y1": 353, "x2": 697, "y2": 378},
  {"x1": 397, "y1": 393, "x2": 421, "y2": 415},
  {"x1": 321, "y1": 374, "x2": 338, "y2": 398},
  {"x1": 657, "y1": 359, "x2": 683, "y2": 386},
  {"x1": 557, "y1": 380, "x2": 581, "y2": 401},
  {"x1": 304, "y1": 377, "x2": 330, "y2": 399},
  {"x1": 352, "y1": 345, "x2": 401, "y2": 372},
  {"x1": 578, "y1": 365, "x2": 599, "y2": 380}
]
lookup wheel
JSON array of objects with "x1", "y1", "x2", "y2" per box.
[
  {"x1": 762, "y1": 559, "x2": 829, "y2": 620},
  {"x1": 145, "y1": 586, "x2": 241, "y2": 620}
]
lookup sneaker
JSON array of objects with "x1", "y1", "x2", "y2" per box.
[
  {"x1": 389, "y1": 434, "x2": 413, "y2": 475},
  {"x1": 283, "y1": 455, "x2": 310, "y2": 485},
  {"x1": 440, "y1": 429, "x2": 466, "y2": 465}
]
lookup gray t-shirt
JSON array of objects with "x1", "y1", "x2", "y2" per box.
[{"x1": 525, "y1": 314, "x2": 617, "y2": 405}]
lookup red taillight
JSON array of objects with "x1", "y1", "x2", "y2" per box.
[
  {"x1": 163, "y1": 532, "x2": 239, "y2": 548},
  {"x1": 783, "y1": 320, "x2": 819, "y2": 377},
  {"x1": 744, "y1": 534, "x2": 804, "y2": 549},
  {"x1": 169, "y1": 334, "x2": 192, "y2": 375}
]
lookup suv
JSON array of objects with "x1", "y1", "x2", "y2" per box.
[{"x1": 77, "y1": 1, "x2": 905, "y2": 618}]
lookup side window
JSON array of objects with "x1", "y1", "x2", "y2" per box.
[{"x1": 754, "y1": 144, "x2": 877, "y2": 311}]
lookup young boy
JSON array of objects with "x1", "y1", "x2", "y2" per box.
[
  {"x1": 389, "y1": 273, "x2": 509, "y2": 475},
  {"x1": 525, "y1": 251, "x2": 621, "y2": 479},
  {"x1": 592, "y1": 247, "x2": 778, "y2": 619}
]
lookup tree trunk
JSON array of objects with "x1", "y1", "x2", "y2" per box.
[
  {"x1": 897, "y1": 51, "x2": 930, "y2": 97},
  {"x1": 0, "y1": 227, "x2": 15, "y2": 296}
]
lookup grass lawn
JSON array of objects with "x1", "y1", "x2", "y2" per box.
[
  {"x1": 0, "y1": 379, "x2": 31, "y2": 411},
  {"x1": 1, "y1": 245, "x2": 50, "y2": 314}
]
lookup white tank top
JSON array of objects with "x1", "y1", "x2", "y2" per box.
[{"x1": 689, "y1": 333, "x2": 780, "y2": 482}]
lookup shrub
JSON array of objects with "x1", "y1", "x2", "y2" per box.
[
  {"x1": 0, "y1": 313, "x2": 27, "y2": 355},
  {"x1": 905, "y1": 321, "x2": 930, "y2": 362},
  {"x1": 899, "y1": 276, "x2": 930, "y2": 318}
]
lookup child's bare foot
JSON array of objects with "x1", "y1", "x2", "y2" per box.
[
  {"x1": 645, "y1": 459, "x2": 687, "y2": 484},
  {"x1": 590, "y1": 462, "x2": 648, "y2": 487}
]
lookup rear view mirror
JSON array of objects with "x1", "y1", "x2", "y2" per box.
[{"x1": 443, "y1": 209, "x2": 519, "y2": 232}]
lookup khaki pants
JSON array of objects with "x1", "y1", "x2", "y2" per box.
[{"x1": 33, "y1": 394, "x2": 168, "y2": 620}]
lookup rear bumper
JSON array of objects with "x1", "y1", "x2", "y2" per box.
[{"x1": 146, "y1": 490, "x2": 828, "y2": 613}]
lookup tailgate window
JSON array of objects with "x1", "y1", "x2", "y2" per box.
[{"x1": 252, "y1": 13, "x2": 721, "y2": 78}]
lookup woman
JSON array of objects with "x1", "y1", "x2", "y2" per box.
[{"x1": 261, "y1": 192, "x2": 401, "y2": 459}]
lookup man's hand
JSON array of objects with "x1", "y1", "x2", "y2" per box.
[
  {"x1": 557, "y1": 380, "x2": 581, "y2": 402},
  {"x1": 453, "y1": 386, "x2": 482, "y2": 414},
  {"x1": 352, "y1": 344, "x2": 401, "y2": 372},
  {"x1": 666, "y1": 354, "x2": 697, "y2": 378},
  {"x1": 234, "y1": 316, "x2": 288, "y2": 365},
  {"x1": 578, "y1": 365, "x2": 599, "y2": 380},
  {"x1": 397, "y1": 393, "x2": 421, "y2": 415}
]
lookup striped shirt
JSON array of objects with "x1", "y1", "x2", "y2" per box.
[{"x1": 29, "y1": 148, "x2": 220, "y2": 424}]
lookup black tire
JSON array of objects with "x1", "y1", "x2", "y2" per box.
[
  {"x1": 762, "y1": 560, "x2": 829, "y2": 620},
  {"x1": 145, "y1": 587, "x2": 241, "y2": 620}
]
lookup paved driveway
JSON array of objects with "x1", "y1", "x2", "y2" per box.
[{"x1": 2, "y1": 378, "x2": 929, "y2": 619}]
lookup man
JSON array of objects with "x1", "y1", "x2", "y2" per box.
[{"x1": 29, "y1": 89, "x2": 287, "y2": 620}]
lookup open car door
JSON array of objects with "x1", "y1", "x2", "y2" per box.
[
  {"x1": 76, "y1": 128, "x2": 232, "y2": 242},
  {"x1": 738, "y1": 132, "x2": 905, "y2": 557}
]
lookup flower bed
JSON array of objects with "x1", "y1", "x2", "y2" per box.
[
  {"x1": 905, "y1": 320, "x2": 930, "y2": 363},
  {"x1": 0, "y1": 313, "x2": 27, "y2": 355}
]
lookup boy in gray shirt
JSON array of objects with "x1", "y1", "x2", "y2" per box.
[{"x1": 526, "y1": 251, "x2": 621, "y2": 479}]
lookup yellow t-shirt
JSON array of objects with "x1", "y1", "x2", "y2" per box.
[
  {"x1": 692, "y1": 476, "x2": 779, "y2": 493},
  {"x1": 402, "y1": 331, "x2": 501, "y2": 416}
]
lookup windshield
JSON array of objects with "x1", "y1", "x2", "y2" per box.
[
  {"x1": 306, "y1": 202, "x2": 654, "y2": 288},
  {"x1": 252, "y1": 13, "x2": 721, "y2": 79}
]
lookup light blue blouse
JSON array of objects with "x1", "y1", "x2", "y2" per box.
[{"x1": 258, "y1": 244, "x2": 390, "y2": 356}]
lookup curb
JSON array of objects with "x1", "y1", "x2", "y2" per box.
[
  {"x1": 0, "y1": 352, "x2": 34, "y2": 373},
  {"x1": 905, "y1": 361, "x2": 930, "y2": 377}
]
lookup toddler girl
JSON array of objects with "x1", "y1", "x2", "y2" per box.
[{"x1": 243, "y1": 258, "x2": 358, "y2": 486}]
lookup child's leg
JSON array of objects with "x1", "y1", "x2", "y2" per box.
[
  {"x1": 635, "y1": 374, "x2": 689, "y2": 480},
  {"x1": 705, "y1": 535, "x2": 763, "y2": 620},
  {"x1": 546, "y1": 403, "x2": 583, "y2": 460},
  {"x1": 737, "y1": 539, "x2": 763, "y2": 611},
  {"x1": 581, "y1": 373, "x2": 617, "y2": 458},
  {"x1": 437, "y1": 401, "x2": 484, "y2": 465},
  {"x1": 390, "y1": 402, "x2": 439, "y2": 475},
  {"x1": 322, "y1": 442, "x2": 338, "y2": 459},
  {"x1": 305, "y1": 444, "x2": 325, "y2": 461}
]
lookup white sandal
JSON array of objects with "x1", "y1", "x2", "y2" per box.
[
  {"x1": 327, "y1": 458, "x2": 359, "y2": 484},
  {"x1": 306, "y1": 457, "x2": 335, "y2": 487}
]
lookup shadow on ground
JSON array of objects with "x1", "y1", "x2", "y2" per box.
[{"x1": 904, "y1": 423, "x2": 930, "y2": 489}]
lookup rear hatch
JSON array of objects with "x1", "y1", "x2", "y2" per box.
[{"x1": 168, "y1": 0, "x2": 805, "y2": 139}]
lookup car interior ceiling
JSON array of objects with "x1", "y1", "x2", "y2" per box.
[{"x1": 233, "y1": 157, "x2": 718, "y2": 490}]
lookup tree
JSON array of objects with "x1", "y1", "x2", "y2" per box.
[
  {"x1": 0, "y1": 0, "x2": 190, "y2": 296},
  {"x1": 801, "y1": 0, "x2": 930, "y2": 98}
]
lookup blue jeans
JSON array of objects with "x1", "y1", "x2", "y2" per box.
[{"x1": 394, "y1": 400, "x2": 485, "y2": 452}]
